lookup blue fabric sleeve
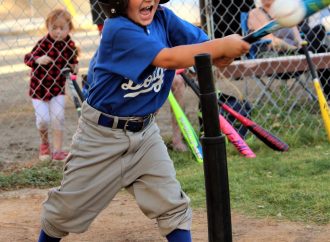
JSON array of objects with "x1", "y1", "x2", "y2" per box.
[
  {"x1": 98, "y1": 23, "x2": 165, "y2": 82},
  {"x1": 163, "y1": 8, "x2": 209, "y2": 46}
]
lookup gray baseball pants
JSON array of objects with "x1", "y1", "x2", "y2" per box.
[{"x1": 40, "y1": 102, "x2": 192, "y2": 238}]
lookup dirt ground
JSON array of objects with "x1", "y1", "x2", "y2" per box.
[{"x1": 0, "y1": 187, "x2": 329, "y2": 242}]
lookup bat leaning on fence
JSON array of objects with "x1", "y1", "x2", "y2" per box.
[
  {"x1": 179, "y1": 72, "x2": 256, "y2": 158},
  {"x1": 218, "y1": 114, "x2": 256, "y2": 158},
  {"x1": 181, "y1": 73, "x2": 289, "y2": 152},
  {"x1": 243, "y1": 0, "x2": 330, "y2": 43},
  {"x1": 61, "y1": 67, "x2": 85, "y2": 117},
  {"x1": 301, "y1": 43, "x2": 330, "y2": 141},
  {"x1": 168, "y1": 90, "x2": 203, "y2": 163}
]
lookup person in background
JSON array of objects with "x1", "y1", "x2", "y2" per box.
[
  {"x1": 24, "y1": 8, "x2": 79, "y2": 162},
  {"x1": 170, "y1": 74, "x2": 188, "y2": 151},
  {"x1": 248, "y1": 0, "x2": 302, "y2": 53},
  {"x1": 300, "y1": 6, "x2": 330, "y2": 52},
  {"x1": 299, "y1": 7, "x2": 330, "y2": 101},
  {"x1": 89, "y1": 0, "x2": 107, "y2": 34},
  {"x1": 248, "y1": 0, "x2": 330, "y2": 100}
]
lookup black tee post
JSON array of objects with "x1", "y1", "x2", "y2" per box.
[{"x1": 194, "y1": 53, "x2": 232, "y2": 242}]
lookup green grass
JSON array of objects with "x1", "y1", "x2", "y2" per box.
[
  {"x1": 173, "y1": 142, "x2": 330, "y2": 225},
  {"x1": 0, "y1": 161, "x2": 62, "y2": 190},
  {"x1": 0, "y1": 140, "x2": 329, "y2": 225},
  {"x1": 228, "y1": 145, "x2": 330, "y2": 224}
]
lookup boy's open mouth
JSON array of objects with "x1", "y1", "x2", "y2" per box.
[{"x1": 140, "y1": 5, "x2": 153, "y2": 15}]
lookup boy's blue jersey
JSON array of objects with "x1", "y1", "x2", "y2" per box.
[{"x1": 87, "y1": 7, "x2": 209, "y2": 117}]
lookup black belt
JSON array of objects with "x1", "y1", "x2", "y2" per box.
[{"x1": 98, "y1": 113, "x2": 155, "y2": 132}]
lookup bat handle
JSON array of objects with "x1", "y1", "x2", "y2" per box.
[
  {"x1": 301, "y1": 42, "x2": 318, "y2": 79},
  {"x1": 242, "y1": 33, "x2": 259, "y2": 44},
  {"x1": 242, "y1": 20, "x2": 280, "y2": 44}
]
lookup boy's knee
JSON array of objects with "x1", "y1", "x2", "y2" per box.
[
  {"x1": 157, "y1": 205, "x2": 192, "y2": 236},
  {"x1": 41, "y1": 217, "x2": 69, "y2": 239},
  {"x1": 41, "y1": 207, "x2": 91, "y2": 237},
  {"x1": 41, "y1": 190, "x2": 94, "y2": 237}
]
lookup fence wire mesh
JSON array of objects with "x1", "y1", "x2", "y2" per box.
[{"x1": 0, "y1": 0, "x2": 329, "y2": 163}]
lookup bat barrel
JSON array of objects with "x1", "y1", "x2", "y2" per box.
[{"x1": 195, "y1": 53, "x2": 232, "y2": 242}]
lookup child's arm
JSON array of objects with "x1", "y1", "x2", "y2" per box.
[
  {"x1": 35, "y1": 55, "x2": 53, "y2": 65},
  {"x1": 152, "y1": 34, "x2": 250, "y2": 69},
  {"x1": 69, "y1": 64, "x2": 79, "y2": 74},
  {"x1": 24, "y1": 45, "x2": 40, "y2": 68},
  {"x1": 24, "y1": 40, "x2": 52, "y2": 67}
]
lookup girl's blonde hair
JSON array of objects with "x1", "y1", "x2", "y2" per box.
[{"x1": 45, "y1": 8, "x2": 74, "y2": 30}]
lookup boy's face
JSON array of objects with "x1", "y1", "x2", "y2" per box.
[
  {"x1": 48, "y1": 18, "x2": 71, "y2": 41},
  {"x1": 127, "y1": 0, "x2": 159, "y2": 26}
]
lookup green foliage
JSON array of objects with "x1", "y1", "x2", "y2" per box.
[{"x1": 0, "y1": 161, "x2": 62, "y2": 190}]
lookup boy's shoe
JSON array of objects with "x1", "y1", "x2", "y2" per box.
[
  {"x1": 52, "y1": 151, "x2": 69, "y2": 162},
  {"x1": 39, "y1": 143, "x2": 51, "y2": 162}
]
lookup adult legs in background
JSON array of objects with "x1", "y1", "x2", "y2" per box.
[{"x1": 171, "y1": 74, "x2": 187, "y2": 152}]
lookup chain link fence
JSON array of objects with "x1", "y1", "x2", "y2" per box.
[{"x1": 0, "y1": 0, "x2": 329, "y2": 163}]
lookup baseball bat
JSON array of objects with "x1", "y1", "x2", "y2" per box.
[
  {"x1": 196, "y1": 99, "x2": 256, "y2": 158},
  {"x1": 70, "y1": 73, "x2": 85, "y2": 102},
  {"x1": 243, "y1": 0, "x2": 330, "y2": 43},
  {"x1": 61, "y1": 67, "x2": 83, "y2": 117},
  {"x1": 218, "y1": 114, "x2": 256, "y2": 158},
  {"x1": 181, "y1": 73, "x2": 289, "y2": 151},
  {"x1": 168, "y1": 91, "x2": 203, "y2": 163},
  {"x1": 301, "y1": 43, "x2": 330, "y2": 141},
  {"x1": 177, "y1": 69, "x2": 256, "y2": 157}
]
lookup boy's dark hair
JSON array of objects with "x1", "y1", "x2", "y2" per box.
[{"x1": 98, "y1": 0, "x2": 169, "y2": 18}]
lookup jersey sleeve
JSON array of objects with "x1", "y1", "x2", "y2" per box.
[
  {"x1": 163, "y1": 7, "x2": 209, "y2": 46},
  {"x1": 98, "y1": 23, "x2": 165, "y2": 82}
]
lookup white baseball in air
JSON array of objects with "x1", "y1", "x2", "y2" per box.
[
  {"x1": 270, "y1": 0, "x2": 307, "y2": 27},
  {"x1": 322, "y1": 16, "x2": 330, "y2": 32}
]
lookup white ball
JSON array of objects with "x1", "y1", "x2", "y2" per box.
[
  {"x1": 322, "y1": 16, "x2": 330, "y2": 32},
  {"x1": 270, "y1": 0, "x2": 307, "y2": 27}
]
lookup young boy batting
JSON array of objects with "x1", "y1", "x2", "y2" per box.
[{"x1": 37, "y1": 0, "x2": 250, "y2": 241}]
